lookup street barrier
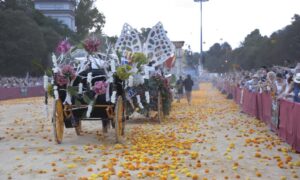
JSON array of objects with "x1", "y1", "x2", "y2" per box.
[
  {"x1": 215, "y1": 81, "x2": 300, "y2": 152},
  {"x1": 0, "y1": 86, "x2": 44, "y2": 100}
]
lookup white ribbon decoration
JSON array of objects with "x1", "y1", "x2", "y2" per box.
[
  {"x1": 128, "y1": 75, "x2": 133, "y2": 87},
  {"x1": 43, "y1": 75, "x2": 48, "y2": 90},
  {"x1": 106, "y1": 83, "x2": 110, "y2": 102},
  {"x1": 87, "y1": 72, "x2": 92, "y2": 89},
  {"x1": 86, "y1": 102, "x2": 93, "y2": 118},
  {"x1": 54, "y1": 86, "x2": 59, "y2": 100},
  {"x1": 136, "y1": 95, "x2": 144, "y2": 109},
  {"x1": 110, "y1": 60, "x2": 116, "y2": 73},
  {"x1": 145, "y1": 91, "x2": 150, "y2": 104},
  {"x1": 111, "y1": 91, "x2": 117, "y2": 103},
  {"x1": 64, "y1": 92, "x2": 72, "y2": 105},
  {"x1": 78, "y1": 83, "x2": 83, "y2": 94},
  {"x1": 52, "y1": 53, "x2": 57, "y2": 67}
]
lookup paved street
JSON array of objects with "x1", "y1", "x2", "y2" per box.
[{"x1": 0, "y1": 84, "x2": 300, "y2": 180}]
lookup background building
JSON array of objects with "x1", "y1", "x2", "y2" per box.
[
  {"x1": 34, "y1": 0, "x2": 77, "y2": 31},
  {"x1": 172, "y1": 41, "x2": 185, "y2": 78}
]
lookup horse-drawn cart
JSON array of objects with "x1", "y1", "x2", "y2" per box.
[{"x1": 47, "y1": 38, "x2": 126, "y2": 144}]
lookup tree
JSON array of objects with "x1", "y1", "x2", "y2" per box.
[
  {"x1": 0, "y1": 10, "x2": 47, "y2": 76},
  {"x1": 75, "y1": 0, "x2": 106, "y2": 40}
]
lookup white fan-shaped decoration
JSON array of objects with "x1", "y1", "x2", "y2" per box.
[
  {"x1": 144, "y1": 22, "x2": 175, "y2": 66},
  {"x1": 115, "y1": 22, "x2": 175, "y2": 67},
  {"x1": 115, "y1": 23, "x2": 142, "y2": 53}
]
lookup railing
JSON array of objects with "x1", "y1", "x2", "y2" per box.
[
  {"x1": 215, "y1": 81, "x2": 300, "y2": 152},
  {"x1": 0, "y1": 86, "x2": 44, "y2": 100}
]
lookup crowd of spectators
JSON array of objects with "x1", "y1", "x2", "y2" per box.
[
  {"x1": 217, "y1": 63, "x2": 300, "y2": 103},
  {"x1": 0, "y1": 76, "x2": 43, "y2": 88}
]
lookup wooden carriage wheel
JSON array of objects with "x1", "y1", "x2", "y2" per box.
[
  {"x1": 157, "y1": 92, "x2": 164, "y2": 123},
  {"x1": 114, "y1": 96, "x2": 124, "y2": 143},
  {"x1": 53, "y1": 99, "x2": 64, "y2": 144},
  {"x1": 75, "y1": 121, "x2": 82, "y2": 136}
]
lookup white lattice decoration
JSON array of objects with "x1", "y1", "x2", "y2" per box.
[
  {"x1": 115, "y1": 23, "x2": 142, "y2": 53},
  {"x1": 144, "y1": 22, "x2": 175, "y2": 66},
  {"x1": 115, "y1": 22, "x2": 175, "y2": 67}
]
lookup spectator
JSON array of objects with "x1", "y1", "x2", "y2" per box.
[
  {"x1": 183, "y1": 74, "x2": 194, "y2": 105},
  {"x1": 291, "y1": 73, "x2": 300, "y2": 103},
  {"x1": 266, "y1": 71, "x2": 277, "y2": 97},
  {"x1": 275, "y1": 73, "x2": 287, "y2": 98}
]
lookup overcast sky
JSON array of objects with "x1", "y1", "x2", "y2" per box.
[{"x1": 96, "y1": 0, "x2": 300, "y2": 52}]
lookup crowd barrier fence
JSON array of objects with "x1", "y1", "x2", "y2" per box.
[
  {"x1": 215, "y1": 81, "x2": 300, "y2": 152},
  {"x1": 0, "y1": 86, "x2": 44, "y2": 100}
]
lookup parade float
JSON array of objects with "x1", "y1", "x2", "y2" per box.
[
  {"x1": 114, "y1": 22, "x2": 175, "y2": 122},
  {"x1": 45, "y1": 22, "x2": 175, "y2": 144}
]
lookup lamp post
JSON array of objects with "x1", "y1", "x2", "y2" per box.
[{"x1": 194, "y1": 0, "x2": 208, "y2": 75}]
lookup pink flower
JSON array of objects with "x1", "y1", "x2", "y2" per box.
[
  {"x1": 93, "y1": 81, "x2": 108, "y2": 95},
  {"x1": 56, "y1": 74, "x2": 68, "y2": 86},
  {"x1": 61, "y1": 65, "x2": 76, "y2": 80},
  {"x1": 56, "y1": 40, "x2": 71, "y2": 54},
  {"x1": 84, "y1": 37, "x2": 101, "y2": 53}
]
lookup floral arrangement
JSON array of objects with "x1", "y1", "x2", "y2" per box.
[
  {"x1": 131, "y1": 52, "x2": 147, "y2": 69},
  {"x1": 116, "y1": 64, "x2": 133, "y2": 80},
  {"x1": 148, "y1": 74, "x2": 173, "y2": 115},
  {"x1": 56, "y1": 40, "x2": 71, "y2": 54},
  {"x1": 93, "y1": 81, "x2": 108, "y2": 95},
  {"x1": 84, "y1": 37, "x2": 101, "y2": 54},
  {"x1": 55, "y1": 65, "x2": 76, "y2": 86}
]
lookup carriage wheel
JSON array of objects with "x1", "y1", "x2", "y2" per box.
[
  {"x1": 114, "y1": 96, "x2": 124, "y2": 143},
  {"x1": 75, "y1": 121, "x2": 82, "y2": 136},
  {"x1": 157, "y1": 92, "x2": 164, "y2": 123},
  {"x1": 52, "y1": 99, "x2": 64, "y2": 144}
]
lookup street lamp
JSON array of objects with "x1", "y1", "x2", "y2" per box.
[{"x1": 194, "y1": 0, "x2": 208, "y2": 74}]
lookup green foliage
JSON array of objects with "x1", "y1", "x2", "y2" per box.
[
  {"x1": 67, "y1": 86, "x2": 79, "y2": 97},
  {"x1": 47, "y1": 84, "x2": 54, "y2": 97},
  {"x1": 0, "y1": 1, "x2": 76, "y2": 76},
  {"x1": 204, "y1": 14, "x2": 300, "y2": 72},
  {"x1": 116, "y1": 65, "x2": 133, "y2": 80},
  {"x1": 0, "y1": 9, "x2": 47, "y2": 76},
  {"x1": 132, "y1": 52, "x2": 147, "y2": 69},
  {"x1": 83, "y1": 94, "x2": 92, "y2": 104}
]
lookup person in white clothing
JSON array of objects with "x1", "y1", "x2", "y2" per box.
[{"x1": 275, "y1": 73, "x2": 287, "y2": 98}]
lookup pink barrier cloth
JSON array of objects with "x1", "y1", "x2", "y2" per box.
[
  {"x1": 0, "y1": 86, "x2": 44, "y2": 100},
  {"x1": 216, "y1": 83, "x2": 300, "y2": 152},
  {"x1": 257, "y1": 93, "x2": 264, "y2": 121},
  {"x1": 242, "y1": 90, "x2": 258, "y2": 118},
  {"x1": 234, "y1": 87, "x2": 242, "y2": 105},
  {"x1": 261, "y1": 93, "x2": 272, "y2": 125},
  {"x1": 278, "y1": 99, "x2": 300, "y2": 152}
]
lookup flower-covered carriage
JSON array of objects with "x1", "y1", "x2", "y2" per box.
[
  {"x1": 114, "y1": 22, "x2": 175, "y2": 122},
  {"x1": 46, "y1": 38, "x2": 126, "y2": 144}
]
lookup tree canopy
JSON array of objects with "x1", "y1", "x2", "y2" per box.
[
  {"x1": 0, "y1": 0, "x2": 106, "y2": 76},
  {"x1": 202, "y1": 14, "x2": 300, "y2": 73},
  {"x1": 75, "y1": 0, "x2": 106, "y2": 40}
]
